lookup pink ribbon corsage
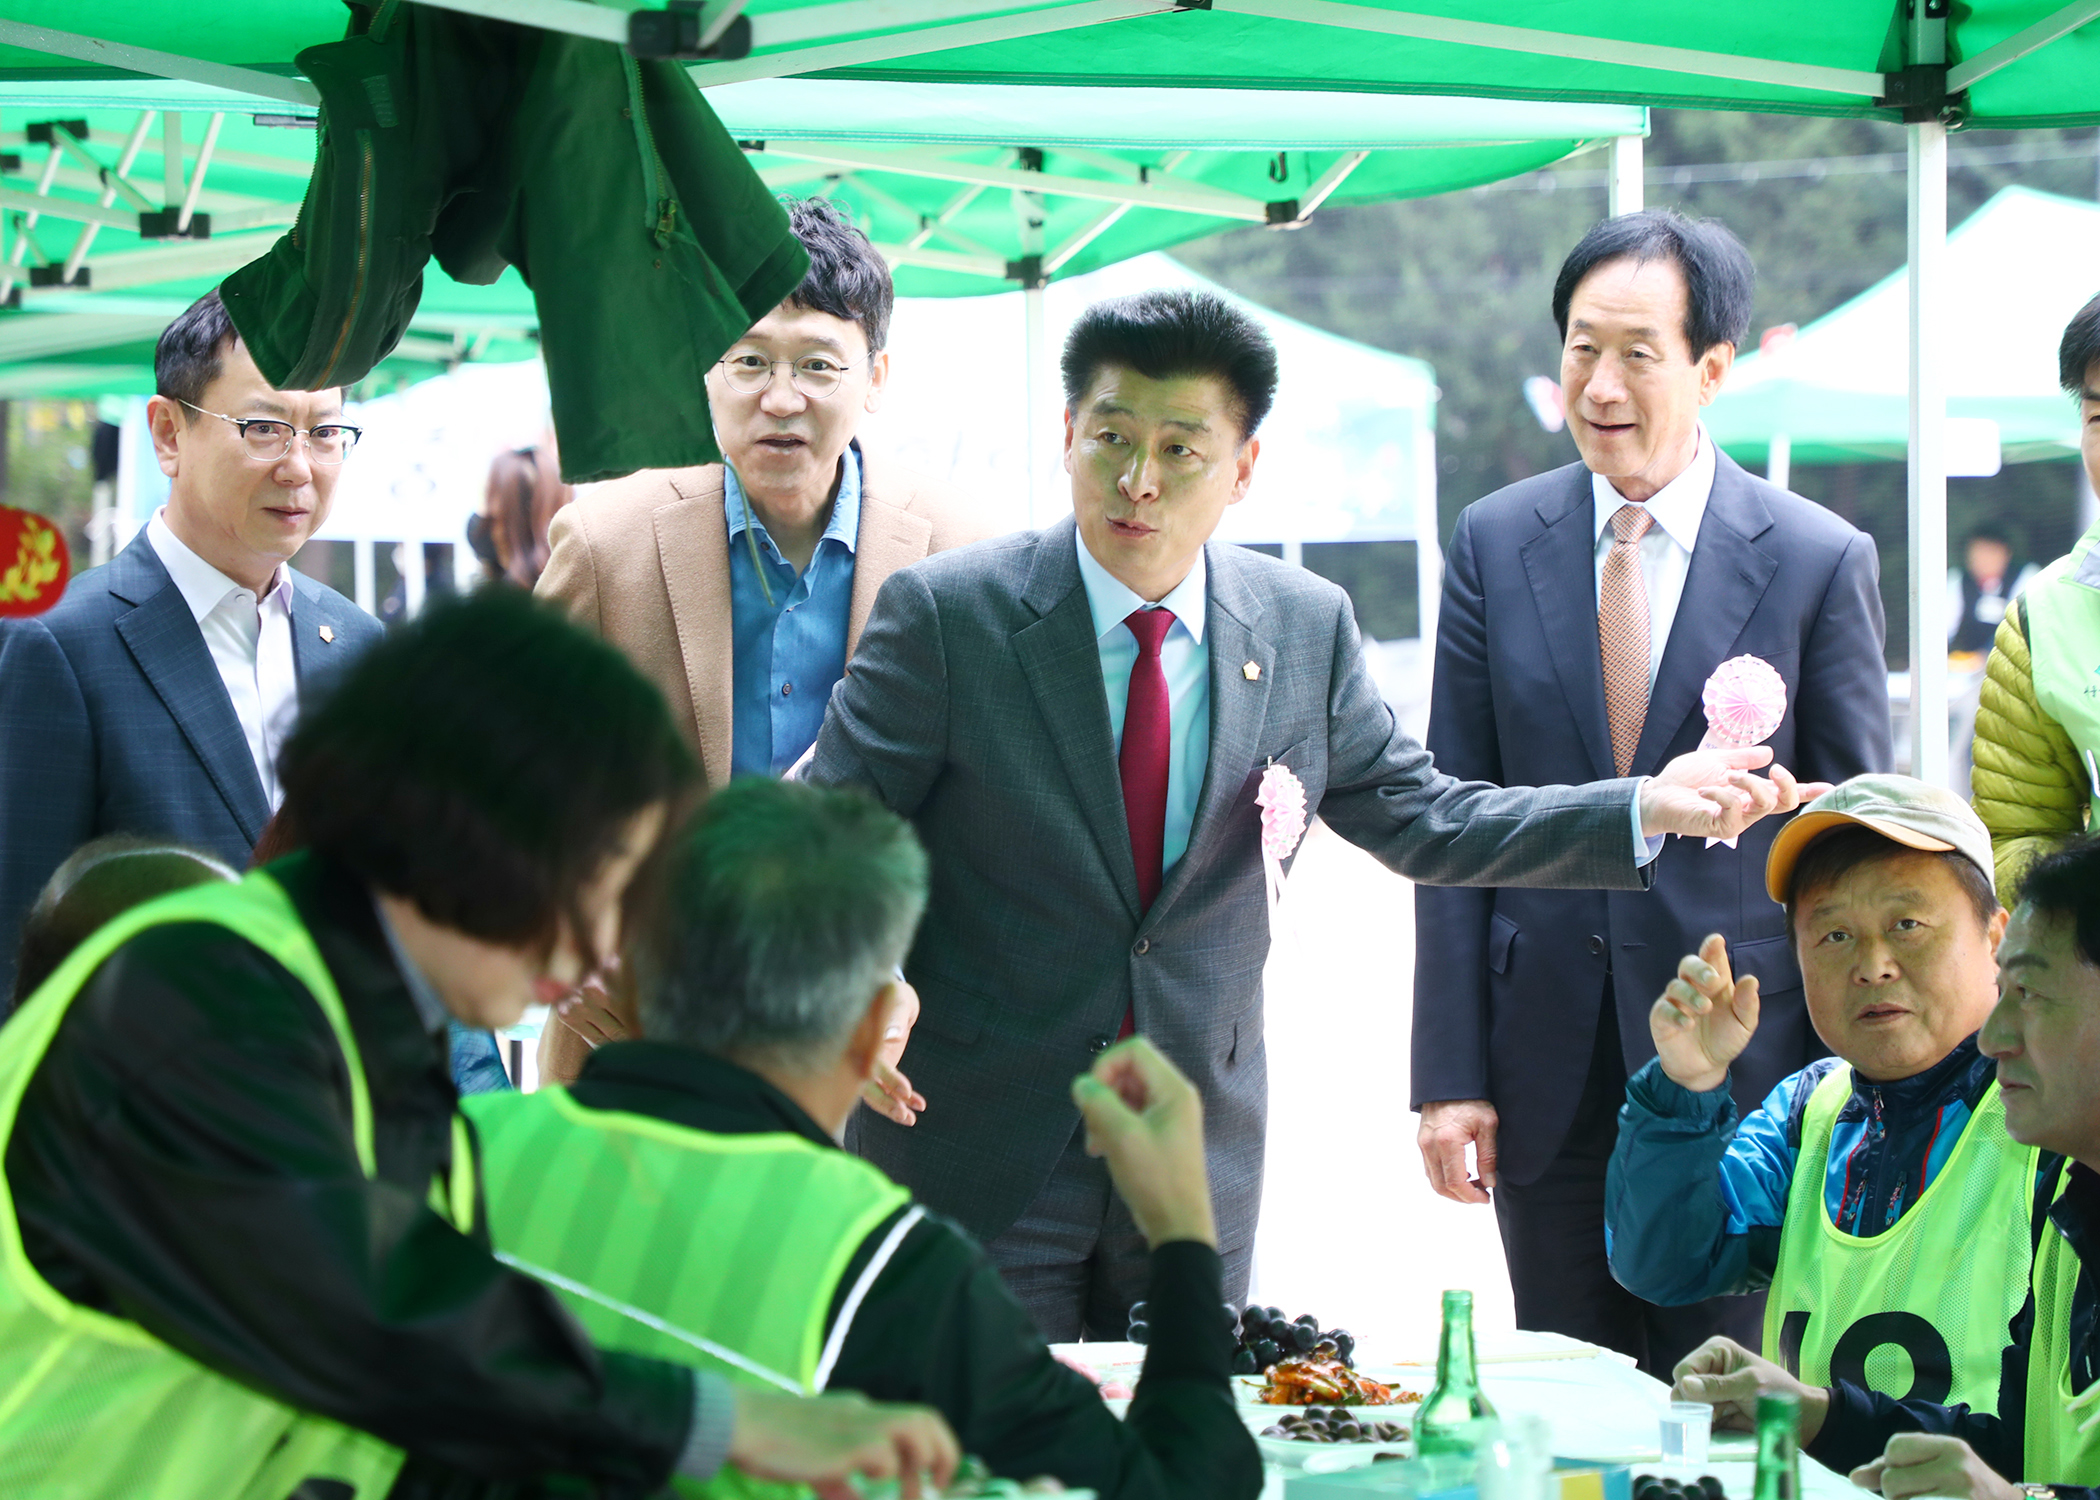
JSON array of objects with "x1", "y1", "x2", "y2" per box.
[
  {"x1": 1256, "y1": 761, "x2": 1309, "y2": 932},
  {"x1": 1698, "y1": 654, "x2": 1787, "y2": 848}
]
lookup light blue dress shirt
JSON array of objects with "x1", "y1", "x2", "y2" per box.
[
  {"x1": 1074, "y1": 529, "x2": 1211, "y2": 875},
  {"x1": 725, "y1": 448, "x2": 861, "y2": 776}
]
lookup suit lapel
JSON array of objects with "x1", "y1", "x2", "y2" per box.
[
  {"x1": 1012, "y1": 520, "x2": 1142, "y2": 922},
  {"x1": 652, "y1": 471, "x2": 736, "y2": 787},
  {"x1": 848, "y1": 447, "x2": 933, "y2": 659},
  {"x1": 1520, "y1": 471, "x2": 1617, "y2": 782},
  {"x1": 108, "y1": 536, "x2": 271, "y2": 844},
  {"x1": 1631, "y1": 454, "x2": 1779, "y2": 774},
  {"x1": 288, "y1": 574, "x2": 359, "y2": 705},
  {"x1": 1148, "y1": 545, "x2": 1273, "y2": 929}
]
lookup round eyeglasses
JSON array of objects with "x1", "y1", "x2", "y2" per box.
[
  {"x1": 715, "y1": 352, "x2": 858, "y2": 399},
  {"x1": 179, "y1": 399, "x2": 363, "y2": 465}
]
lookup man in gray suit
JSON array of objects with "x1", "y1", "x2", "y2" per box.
[
  {"x1": 0, "y1": 290, "x2": 378, "y2": 1007},
  {"x1": 808, "y1": 289, "x2": 1825, "y2": 1339}
]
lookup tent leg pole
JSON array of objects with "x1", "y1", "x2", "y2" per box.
[
  {"x1": 354, "y1": 537, "x2": 376, "y2": 616},
  {"x1": 1607, "y1": 134, "x2": 1643, "y2": 216},
  {"x1": 1415, "y1": 425, "x2": 1441, "y2": 646},
  {"x1": 1907, "y1": 118, "x2": 1949, "y2": 785},
  {"x1": 1024, "y1": 282, "x2": 1047, "y2": 531},
  {"x1": 1767, "y1": 431, "x2": 1791, "y2": 492}
]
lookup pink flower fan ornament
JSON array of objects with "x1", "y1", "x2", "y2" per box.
[
  {"x1": 1256, "y1": 761, "x2": 1308, "y2": 936},
  {"x1": 1700, "y1": 655, "x2": 1788, "y2": 751},
  {"x1": 1698, "y1": 654, "x2": 1787, "y2": 848}
]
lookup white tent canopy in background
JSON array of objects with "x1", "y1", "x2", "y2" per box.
[{"x1": 1706, "y1": 186, "x2": 2098, "y2": 474}]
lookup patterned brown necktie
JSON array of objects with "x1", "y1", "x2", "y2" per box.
[{"x1": 1599, "y1": 503, "x2": 1656, "y2": 776}]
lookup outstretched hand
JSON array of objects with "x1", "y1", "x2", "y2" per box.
[
  {"x1": 727, "y1": 1387, "x2": 959, "y2": 1500},
  {"x1": 1650, "y1": 934, "x2": 1761, "y2": 1094},
  {"x1": 1850, "y1": 1434, "x2": 2023, "y2": 1500},
  {"x1": 1639, "y1": 747, "x2": 1831, "y2": 842}
]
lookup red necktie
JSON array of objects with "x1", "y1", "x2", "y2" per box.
[{"x1": 1117, "y1": 607, "x2": 1175, "y2": 1040}]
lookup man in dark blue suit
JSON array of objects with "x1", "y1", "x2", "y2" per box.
[
  {"x1": 0, "y1": 291, "x2": 379, "y2": 1007},
  {"x1": 1411, "y1": 211, "x2": 1894, "y2": 1375}
]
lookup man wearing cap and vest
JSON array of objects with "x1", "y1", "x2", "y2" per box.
[
  {"x1": 1607, "y1": 775, "x2": 2040, "y2": 1418},
  {"x1": 1974, "y1": 294, "x2": 2100, "y2": 897},
  {"x1": 1662, "y1": 834, "x2": 2100, "y2": 1500},
  {"x1": 469, "y1": 778, "x2": 1262, "y2": 1499}
]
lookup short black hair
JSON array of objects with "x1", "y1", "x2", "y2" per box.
[
  {"x1": 11, "y1": 836, "x2": 238, "y2": 1007},
  {"x1": 1553, "y1": 209, "x2": 1756, "y2": 358},
  {"x1": 647, "y1": 778, "x2": 928, "y2": 1065},
  {"x1": 782, "y1": 196, "x2": 893, "y2": 352},
  {"x1": 2014, "y1": 835, "x2": 2100, "y2": 969},
  {"x1": 1784, "y1": 824, "x2": 1999, "y2": 939},
  {"x1": 278, "y1": 588, "x2": 696, "y2": 961},
  {"x1": 156, "y1": 289, "x2": 242, "y2": 412},
  {"x1": 2059, "y1": 292, "x2": 2100, "y2": 394},
  {"x1": 1964, "y1": 522, "x2": 2013, "y2": 548},
  {"x1": 1061, "y1": 288, "x2": 1279, "y2": 440}
]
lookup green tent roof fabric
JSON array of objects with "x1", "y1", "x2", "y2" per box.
[{"x1": 1706, "y1": 186, "x2": 2098, "y2": 468}]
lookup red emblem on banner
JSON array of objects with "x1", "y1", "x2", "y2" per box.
[{"x1": 0, "y1": 506, "x2": 70, "y2": 616}]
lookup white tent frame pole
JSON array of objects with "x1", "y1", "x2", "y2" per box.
[
  {"x1": 1207, "y1": 0, "x2": 1885, "y2": 98},
  {"x1": 163, "y1": 112, "x2": 183, "y2": 210},
  {"x1": 872, "y1": 241, "x2": 1006, "y2": 277},
  {"x1": 691, "y1": 0, "x2": 1176, "y2": 88},
  {"x1": 1607, "y1": 134, "x2": 1642, "y2": 214},
  {"x1": 0, "y1": 143, "x2": 66, "y2": 305},
  {"x1": 1045, "y1": 202, "x2": 1131, "y2": 274},
  {"x1": 386, "y1": 0, "x2": 627, "y2": 43},
  {"x1": 1414, "y1": 414, "x2": 1440, "y2": 649},
  {"x1": 1017, "y1": 186, "x2": 1048, "y2": 530},
  {"x1": 59, "y1": 111, "x2": 158, "y2": 284},
  {"x1": 1766, "y1": 431, "x2": 1791, "y2": 491},
  {"x1": 1296, "y1": 149, "x2": 1369, "y2": 217},
  {"x1": 0, "y1": 188, "x2": 137, "y2": 231},
  {"x1": 1947, "y1": 0, "x2": 2100, "y2": 91},
  {"x1": 178, "y1": 113, "x2": 225, "y2": 233},
  {"x1": 1907, "y1": 119, "x2": 1949, "y2": 786},
  {"x1": 750, "y1": 140, "x2": 1274, "y2": 219},
  {"x1": 0, "y1": 21, "x2": 319, "y2": 108},
  {"x1": 905, "y1": 183, "x2": 989, "y2": 250}
]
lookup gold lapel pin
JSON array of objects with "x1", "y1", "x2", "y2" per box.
[
  {"x1": 319, "y1": 625, "x2": 335, "y2": 644},
  {"x1": 1242, "y1": 661, "x2": 1261, "y2": 681}
]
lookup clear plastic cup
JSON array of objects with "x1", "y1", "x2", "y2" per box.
[{"x1": 1660, "y1": 1401, "x2": 1713, "y2": 1467}]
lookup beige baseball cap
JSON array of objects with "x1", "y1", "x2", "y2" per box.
[{"x1": 1765, "y1": 773, "x2": 1995, "y2": 904}]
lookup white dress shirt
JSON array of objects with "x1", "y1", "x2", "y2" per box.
[
  {"x1": 147, "y1": 509, "x2": 299, "y2": 810},
  {"x1": 1590, "y1": 423, "x2": 1715, "y2": 689},
  {"x1": 1074, "y1": 529, "x2": 1211, "y2": 875}
]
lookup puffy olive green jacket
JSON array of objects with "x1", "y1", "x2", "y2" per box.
[{"x1": 1973, "y1": 599, "x2": 2091, "y2": 895}]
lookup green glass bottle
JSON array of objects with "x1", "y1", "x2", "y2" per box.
[
  {"x1": 1752, "y1": 1391, "x2": 1802, "y2": 1500},
  {"x1": 1416, "y1": 1289, "x2": 1497, "y2": 1455}
]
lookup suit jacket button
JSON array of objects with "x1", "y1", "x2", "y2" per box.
[
  {"x1": 1089, "y1": 1035, "x2": 1114, "y2": 1055},
  {"x1": 1588, "y1": 934, "x2": 1606, "y2": 956},
  {"x1": 1133, "y1": 938, "x2": 1150, "y2": 955}
]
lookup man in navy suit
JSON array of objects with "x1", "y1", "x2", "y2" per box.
[
  {"x1": 1411, "y1": 211, "x2": 1895, "y2": 1375},
  {"x1": 0, "y1": 290, "x2": 380, "y2": 1006}
]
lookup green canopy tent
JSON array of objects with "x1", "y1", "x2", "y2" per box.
[
  {"x1": 6, "y1": 0, "x2": 2100, "y2": 776},
  {"x1": 1706, "y1": 185, "x2": 2097, "y2": 476}
]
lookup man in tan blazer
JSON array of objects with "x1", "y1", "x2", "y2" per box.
[{"x1": 537, "y1": 196, "x2": 989, "y2": 1086}]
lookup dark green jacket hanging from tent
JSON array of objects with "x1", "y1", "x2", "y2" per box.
[{"x1": 223, "y1": 0, "x2": 808, "y2": 483}]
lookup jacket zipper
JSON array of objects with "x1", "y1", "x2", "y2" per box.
[{"x1": 318, "y1": 128, "x2": 375, "y2": 385}]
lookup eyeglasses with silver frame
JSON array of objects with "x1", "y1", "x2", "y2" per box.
[
  {"x1": 178, "y1": 399, "x2": 363, "y2": 465},
  {"x1": 714, "y1": 352, "x2": 859, "y2": 399}
]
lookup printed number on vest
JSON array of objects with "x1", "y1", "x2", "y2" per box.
[{"x1": 1778, "y1": 1309, "x2": 1954, "y2": 1403}]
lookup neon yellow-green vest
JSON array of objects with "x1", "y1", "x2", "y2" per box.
[
  {"x1": 1765, "y1": 1063, "x2": 2039, "y2": 1414},
  {"x1": 2023, "y1": 1164, "x2": 2100, "y2": 1484},
  {"x1": 466, "y1": 1086, "x2": 913, "y2": 1499},
  {"x1": 0, "y1": 872, "x2": 470, "y2": 1499},
  {"x1": 2027, "y1": 517, "x2": 2100, "y2": 779}
]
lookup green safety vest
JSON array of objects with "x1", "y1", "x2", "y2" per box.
[
  {"x1": 2027, "y1": 517, "x2": 2100, "y2": 785},
  {"x1": 1765, "y1": 1063, "x2": 2040, "y2": 1414},
  {"x1": 0, "y1": 872, "x2": 474, "y2": 1499},
  {"x1": 466, "y1": 1086, "x2": 914, "y2": 1499},
  {"x1": 2024, "y1": 1165, "x2": 2100, "y2": 1485}
]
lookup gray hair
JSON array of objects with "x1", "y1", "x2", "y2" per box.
[{"x1": 645, "y1": 778, "x2": 929, "y2": 1069}]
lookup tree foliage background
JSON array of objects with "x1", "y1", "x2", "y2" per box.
[{"x1": 1179, "y1": 112, "x2": 2100, "y2": 657}]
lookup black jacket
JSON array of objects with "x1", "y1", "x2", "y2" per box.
[
  {"x1": 5, "y1": 852, "x2": 693, "y2": 1497},
  {"x1": 1808, "y1": 1158, "x2": 2100, "y2": 1495},
  {"x1": 569, "y1": 1041, "x2": 1265, "y2": 1500}
]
